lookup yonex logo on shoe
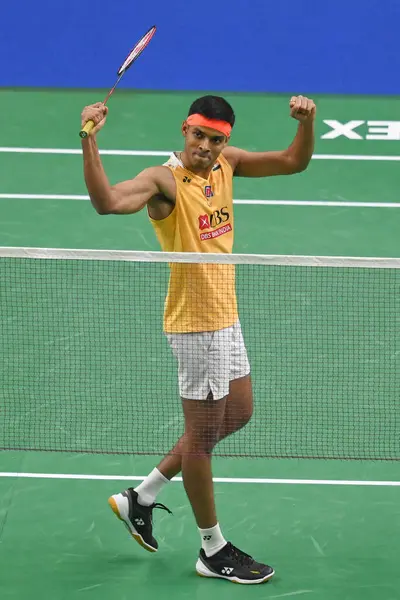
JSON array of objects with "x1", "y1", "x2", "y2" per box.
[
  {"x1": 203, "y1": 535, "x2": 212, "y2": 541},
  {"x1": 134, "y1": 518, "x2": 145, "y2": 526},
  {"x1": 221, "y1": 567, "x2": 234, "y2": 575}
]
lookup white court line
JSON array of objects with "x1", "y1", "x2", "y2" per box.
[
  {"x1": 1, "y1": 193, "x2": 399, "y2": 208},
  {"x1": 0, "y1": 194, "x2": 90, "y2": 201},
  {"x1": 0, "y1": 472, "x2": 399, "y2": 486},
  {"x1": 312, "y1": 154, "x2": 400, "y2": 162},
  {"x1": 232, "y1": 200, "x2": 400, "y2": 208},
  {"x1": 0, "y1": 147, "x2": 399, "y2": 161},
  {"x1": 0, "y1": 147, "x2": 170, "y2": 157}
]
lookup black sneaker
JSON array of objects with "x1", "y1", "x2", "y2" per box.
[
  {"x1": 196, "y1": 542, "x2": 275, "y2": 584},
  {"x1": 108, "y1": 488, "x2": 172, "y2": 553}
]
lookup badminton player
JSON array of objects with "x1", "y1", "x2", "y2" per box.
[{"x1": 81, "y1": 94, "x2": 316, "y2": 584}]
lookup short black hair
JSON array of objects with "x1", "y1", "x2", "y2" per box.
[{"x1": 188, "y1": 95, "x2": 235, "y2": 128}]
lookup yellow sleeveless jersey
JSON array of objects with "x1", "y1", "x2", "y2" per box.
[{"x1": 149, "y1": 152, "x2": 238, "y2": 333}]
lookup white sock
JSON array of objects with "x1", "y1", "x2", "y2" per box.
[
  {"x1": 134, "y1": 468, "x2": 170, "y2": 506},
  {"x1": 199, "y1": 523, "x2": 227, "y2": 557}
]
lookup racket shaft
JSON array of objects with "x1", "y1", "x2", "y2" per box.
[
  {"x1": 79, "y1": 75, "x2": 121, "y2": 138},
  {"x1": 104, "y1": 74, "x2": 123, "y2": 104}
]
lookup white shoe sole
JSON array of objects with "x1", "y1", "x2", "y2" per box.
[
  {"x1": 196, "y1": 558, "x2": 274, "y2": 584},
  {"x1": 108, "y1": 493, "x2": 157, "y2": 553}
]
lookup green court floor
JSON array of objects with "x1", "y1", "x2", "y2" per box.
[{"x1": 0, "y1": 89, "x2": 399, "y2": 600}]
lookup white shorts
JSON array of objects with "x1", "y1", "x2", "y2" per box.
[{"x1": 166, "y1": 320, "x2": 250, "y2": 401}]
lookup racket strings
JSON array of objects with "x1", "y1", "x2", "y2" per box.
[{"x1": 117, "y1": 26, "x2": 156, "y2": 75}]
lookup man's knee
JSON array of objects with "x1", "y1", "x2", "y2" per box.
[
  {"x1": 229, "y1": 375, "x2": 253, "y2": 429},
  {"x1": 181, "y1": 396, "x2": 227, "y2": 453},
  {"x1": 227, "y1": 404, "x2": 252, "y2": 436},
  {"x1": 184, "y1": 424, "x2": 222, "y2": 454}
]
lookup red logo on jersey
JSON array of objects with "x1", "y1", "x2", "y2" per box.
[
  {"x1": 204, "y1": 185, "x2": 214, "y2": 198},
  {"x1": 198, "y1": 214, "x2": 210, "y2": 230}
]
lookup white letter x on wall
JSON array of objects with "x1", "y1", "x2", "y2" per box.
[{"x1": 321, "y1": 120, "x2": 365, "y2": 140}]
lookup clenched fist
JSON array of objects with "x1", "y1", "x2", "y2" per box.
[
  {"x1": 289, "y1": 95, "x2": 316, "y2": 123},
  {"x1": 81, "y1": 102, "x2": 109, "y2": 136}
]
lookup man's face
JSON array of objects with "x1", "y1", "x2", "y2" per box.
[{"x1": 183, "y1": 124, "x2": 228, "y2": 169}]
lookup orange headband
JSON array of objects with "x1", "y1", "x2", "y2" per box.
[{"x1": 186, "y1": 114, "x2": 232, "y2": 138}]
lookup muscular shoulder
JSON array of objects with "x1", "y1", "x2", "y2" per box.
[
  {"x1": 222, "y1": 147, "x2": 242, "y2": 174},
  {"x1": 139, "y1": 165, "x2": 174, "y2": 187},
  {"x1": 139, "y1": 165, "x2": 176, "y2": 202},
  {"x1": 146, "y1": 166, "x2": 176, "y2": 220}
]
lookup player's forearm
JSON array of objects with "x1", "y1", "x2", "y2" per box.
[
  {"x1": 286, "y1": 121, "x2": 315, "y2": 172},
  {"x1": 82, "y1": 137, "x2": 115, "y2": 214}
]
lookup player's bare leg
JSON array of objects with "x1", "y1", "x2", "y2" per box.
[
  {"x1": 157, "y1": 374, "x2": 253, "y2": 479},
  {"x1": 179, "y1": 396, "x2": 226, "y2": 528},
  {"x1": 177, "y1": 386, "x2": 273, "y2": 584}
]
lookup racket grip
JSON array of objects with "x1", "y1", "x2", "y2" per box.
[{"x1": 79, "y1": 120, "x2": 95, "y2": 139}]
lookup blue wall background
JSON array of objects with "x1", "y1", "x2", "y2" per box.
[{"x1": 2, "y1": 0, "x2": 399, "y2": 94}]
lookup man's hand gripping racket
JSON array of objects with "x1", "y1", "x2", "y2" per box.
[{"x1": 79, "y1": 25, "x2": 156, "y2": 139}]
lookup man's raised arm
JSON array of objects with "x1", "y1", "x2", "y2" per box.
[
  {"x1": 81, "y1": 102, "x2": 166, "y2": 215},
  {"x1": 224, "y1": 95, "x2": 316, "y2": 177}
]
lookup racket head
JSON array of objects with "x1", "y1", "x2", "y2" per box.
[{"x1": 117, "y1": 25, "x2": 156, "y2": 76}]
